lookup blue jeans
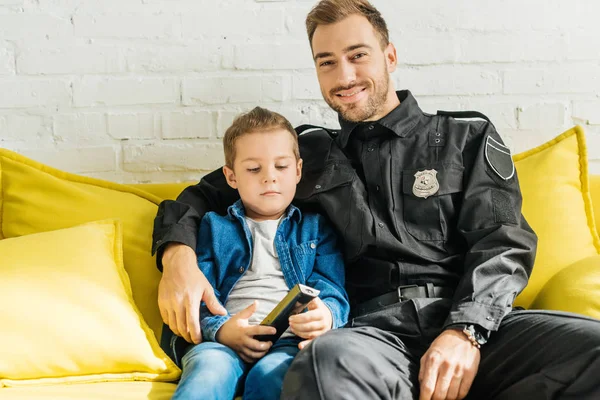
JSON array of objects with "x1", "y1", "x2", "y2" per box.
[{"x1": 172, "y1": 338, "x2": 301, "y2": 400}]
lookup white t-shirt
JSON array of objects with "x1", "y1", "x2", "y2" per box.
[{"x1": 224, "y1": 216, "x2": 290, "y2": 326}]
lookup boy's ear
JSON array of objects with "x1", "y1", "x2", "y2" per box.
[
  {"x1": 223, "y1": 165, "x2": 238, "y2": 189},
  {"x1": 296, "y1": 158, "x2": 303, "y2": 184}
]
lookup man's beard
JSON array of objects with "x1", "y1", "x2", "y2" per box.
[{"x1": 324, "y1": 72, "x2": 390, "y2": 123}]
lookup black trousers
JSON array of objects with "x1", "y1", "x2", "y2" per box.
[{"x1": 281, "y1": 299, "x2": 600, "y2": 399}]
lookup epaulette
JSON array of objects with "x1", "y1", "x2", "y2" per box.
[
  {"x1": 436, "y1": 110, "x2": 491, "y2": 123},
  {"x1": 294, "y1": 124, "x2": 339, "y2": 138}
]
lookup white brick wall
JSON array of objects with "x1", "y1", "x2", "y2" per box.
[{"x1": 0, "y1": 0, "x2": 599, "y2": 182}]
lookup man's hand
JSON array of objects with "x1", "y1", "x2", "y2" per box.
[
  {"x1": 216, "y1": 301, "x2": 277, "y2": 363},
  {"x1": 419, "y1": 329, "x2": 480, "y2": 400},
  {"x1": 158, "y1": 243, "x2": 227, "y2": 344},
  {"x1": 289, "y1": 297, "x2": 333, "y2": 350}
]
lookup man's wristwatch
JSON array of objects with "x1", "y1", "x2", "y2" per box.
[{"x1": 452, "y1": 324, "x2": 488, "y2": 348}]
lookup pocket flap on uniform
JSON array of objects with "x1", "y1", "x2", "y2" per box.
[
  {"x1": 296, "y1": 162, "x2": 354, "y2": 199},
  {"x1": 402, "y1": 164, "x2": 464, "y2": 197}
]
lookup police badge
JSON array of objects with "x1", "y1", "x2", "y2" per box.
[{"x1": 413, "y1": 169, "x2": 439, "y2": 198}]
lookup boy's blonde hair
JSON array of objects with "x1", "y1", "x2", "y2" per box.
[
  {"x1": 223, "y1": 107, "x2": 299, "y2": 168},
  {"x1": 306, "y1": 0, "x2": 389, "y2": 50}
]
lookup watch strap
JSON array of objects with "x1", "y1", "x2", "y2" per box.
[{"x1": 449, "y1": 324, "x2": 487, "y2": 348}]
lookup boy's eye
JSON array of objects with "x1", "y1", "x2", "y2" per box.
[
  {"x1": 276, "y1": 165, "x2": 289, "y2": 170},
  {"x1": 247, "y1": 167, "x2": 260, "y2": 173}
]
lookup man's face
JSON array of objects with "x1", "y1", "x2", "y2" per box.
[
  {"x1": 223, "y1": 129, "x2": 302, "y2": 221},
  {"x1": 311, "y1": 14, "x2": 398, "y2": 122}
]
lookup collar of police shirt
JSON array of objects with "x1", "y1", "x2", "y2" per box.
[{"x1": 336, "y1": 89, "x2": 421, "y2": 149}]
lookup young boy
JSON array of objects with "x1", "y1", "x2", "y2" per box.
[{"x1": 161, "y1": 107, "x2": 349, "y2": 400}]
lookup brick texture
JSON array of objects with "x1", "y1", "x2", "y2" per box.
[{"x1": 0, "y1": 0, "x2": 598, "y2": 181}]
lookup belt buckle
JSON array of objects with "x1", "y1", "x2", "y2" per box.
[{"x1": 397, "y1": 284, "x2": 419, "y2": 301}]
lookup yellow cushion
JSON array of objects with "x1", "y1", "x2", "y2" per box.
[
  {"x1": 0, "y1": 381, "x2": 176, "y2": 399},
  {"x1": 513, "y1": 126, "x2": 600, "y2": 308},
  {"x1": 531, "y1": 254, "x2": 600, "y2": 320},
  {"x1": 0, "y1": 221, "x2": 180, "y2": 387},
  {"x1": 0, "y1": 149, "x2": 163, "y2": 339},
  {"x1": 128, "y1": 182, "x2": 194, "y2": 201},
  {"x1": 591, "y1": 174, "x2": 600, "y2": 229}
]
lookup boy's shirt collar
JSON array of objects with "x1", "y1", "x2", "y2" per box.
[{"x1": 227, "y1": 199, "x2": 302, "y2": 222}]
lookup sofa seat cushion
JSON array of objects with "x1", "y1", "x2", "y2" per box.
[
  {"x1": 0, "y1": 382, "x2": 176, "y2": 399},
  {"x1": 513, "y1": 126, "x2": 600, "y2": 308},
  {"x1": 0, "y1": 221, "x2": 180, "y2": 387},
  {"x1": 531, "y1": 254, "x2": 600, "y2": 320},
  {"x1": 0, "y1": 148, "x2": 164, "y2": 339}
]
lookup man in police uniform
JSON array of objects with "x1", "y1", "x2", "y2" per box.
[{"x1": 152, "y1": 1, "x2": 600, "y2": 399}]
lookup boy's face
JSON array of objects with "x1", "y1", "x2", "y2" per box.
[
  {"x1": 223, "y1": 129, "x2": 302, "y2": 221},
  {"x1": 311, "y1": 14, "x2": 398, "y2": 122}
]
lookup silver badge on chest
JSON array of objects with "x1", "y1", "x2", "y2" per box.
[{"x1": 412, "y1": 169, "x2": 439, "y2": 198}]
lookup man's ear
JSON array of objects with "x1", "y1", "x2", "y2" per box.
[
  {"x1": 296, "y1": 158, "x2": 303, "y2": 184},
  {"x1": 223, "y1": 165, "x2": 238, "y2": 189},
  {"x1": 385, "y1": 42, "x2": 397, "y2": 73}
]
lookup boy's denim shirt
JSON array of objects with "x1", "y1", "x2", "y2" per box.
[{"x1": 161, "y1": 200, "x2": 349, "y2": 365}]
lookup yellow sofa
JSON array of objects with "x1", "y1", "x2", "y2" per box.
[{"x1": 0, "y1": 126, "x2": 599, "y2": 399}]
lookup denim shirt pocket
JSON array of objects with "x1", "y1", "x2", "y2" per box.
[{"x1": 290, "y1": 239, "x2": 318, "y2": 282}]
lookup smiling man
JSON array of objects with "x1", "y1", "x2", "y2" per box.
[
  {"x1": 152, "y1": 1, "x2": 600, "y2": 399},
  {"x1": 312, "y1": 13, "x2": 397, "y2": 124}
]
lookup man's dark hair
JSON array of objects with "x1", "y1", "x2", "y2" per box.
[{"x1": 306, "y1": 0, "x2": 390, "y2": 49}]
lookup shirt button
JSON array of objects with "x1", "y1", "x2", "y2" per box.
[
  {"x1": 315, "y1": 184, "x2": 321, "y2": 190},
  {"x1": 368, "y1": 125, "x2": 374, "y2": 130},
  {"x1": 376, "y1": 185, "x2": 380, "y2": 191},
  {"x1": 310, "y1": 243, "x2": 316, "y2": 249},
  {"x1": 367, "y1": 147, "x2": 374, "y2": 152},
  {"x1": 239, "y1": 266, "x2": 244, "y2": 273},
  {"x1": 486, "y1": 316, "x2": 494, "y2": 321},
  {"x1": 378, "y1": 222, "x2": 384, "y2": 228}
]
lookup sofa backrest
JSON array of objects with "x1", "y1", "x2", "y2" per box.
[{"x1": 129, "y1": 182, "x2": 195, "y2": 202}]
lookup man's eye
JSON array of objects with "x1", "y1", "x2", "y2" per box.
[
  {"x1": 319, "y1": 60, "x2": 334, "y2": 67},
  {"x1": 247, "y1": 167, "x2": 260, "y2": 173},
  {"x1": 352, "y1": 53, "x2": 367, "y2": 60}
]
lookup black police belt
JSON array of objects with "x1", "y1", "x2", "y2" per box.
[{"x1": 353, "y1": 284, "x2": 454, "y2": 317}]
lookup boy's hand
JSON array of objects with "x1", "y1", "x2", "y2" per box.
[
  {"x1": 289, "y1": 297, "x2": 332, "y2": 350},
  {"x1": 216, "y1": 300, "x2": 277, "y2": 363}
]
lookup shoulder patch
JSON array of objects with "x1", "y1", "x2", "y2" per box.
[{"x1": 485, "y1": 136, "x2": 514, "y2": 180}]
